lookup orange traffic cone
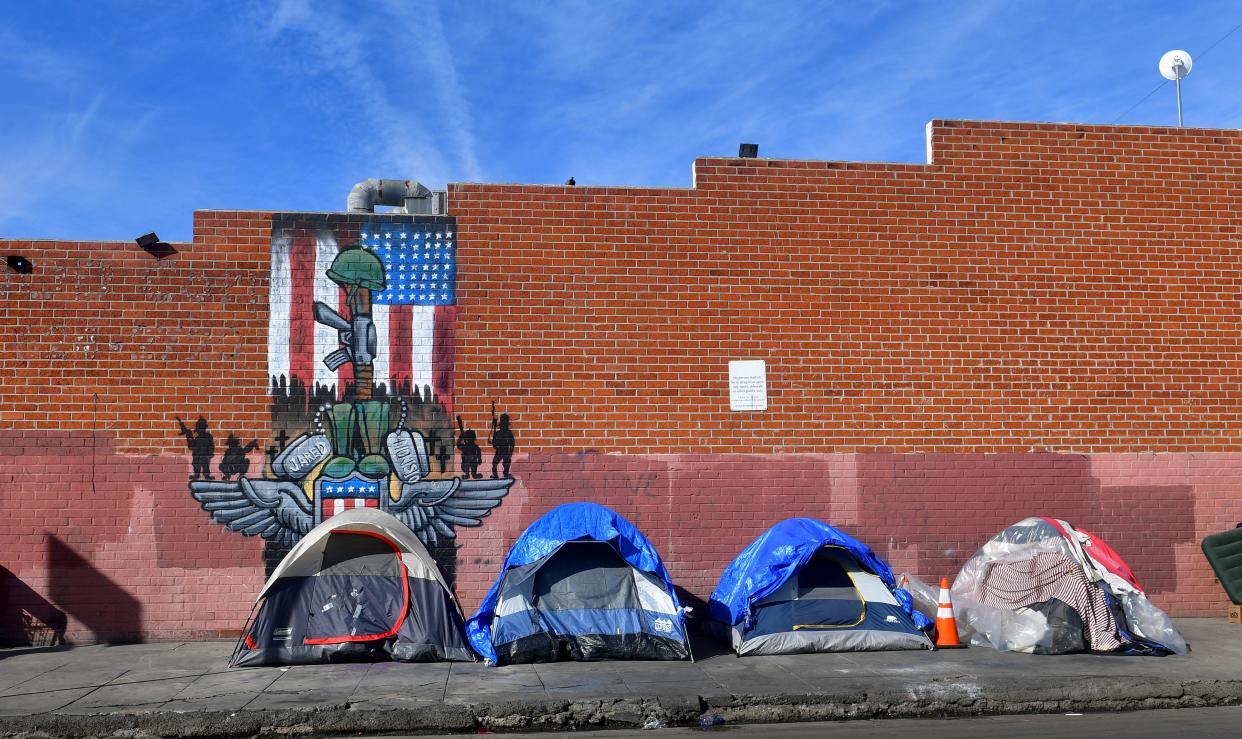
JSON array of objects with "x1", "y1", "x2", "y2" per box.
[{"x1": 935, "y1": 577, "x2": 966, "y2": 648}]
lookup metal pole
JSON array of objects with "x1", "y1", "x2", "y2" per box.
[{"x1": 1175, "y1": 75, "x2": 1183, "y2": 127}]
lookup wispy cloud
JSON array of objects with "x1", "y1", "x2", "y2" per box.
[
  {"x1": 0, "y1": 25, "x2": 158, "y2": 235},
  {"x1": 0, "y1": 99, "x2": 157, "y2": 229},
  {"x1": 775, "y1": 1, "x2": 1004, "y2": 160},
  {"x1": 2, "y1": 0, "x2": 1240, "y2": 241},
  {"x1": 0, "y1": 27, "x2": 86, "y2": 88},
  {"x1": 469, "y1": 2, "x2": 847, "y2": 184},
  {"x1": 383, "y1": 0, "x2": 481, "y2": 181},
  {"x1": 250, "y1": 0, "x2": 481, "y2": 186}
]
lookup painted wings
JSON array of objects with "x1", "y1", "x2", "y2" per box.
[
  {"x1": 390, "y1": 477, "x2": 513, "y2": 545},
  {"x1": 189, "y1": 478, "x2": 314, "y2": 547}
]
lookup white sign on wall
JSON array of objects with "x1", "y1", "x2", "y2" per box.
[{"x1": 729, "y1": 360, "x2": 767, "y2": 411}]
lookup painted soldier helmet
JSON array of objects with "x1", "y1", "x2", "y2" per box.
[{"x1": 326, "y1": 246, "x2": 386, "y2": 291}]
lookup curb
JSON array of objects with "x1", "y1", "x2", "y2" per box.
[{"x1": 3, "y1": 678, "x2": 1242, "y2": 737}]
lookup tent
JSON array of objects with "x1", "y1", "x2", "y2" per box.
[
  {"x1": 707, "y1": 518, "x2": 934, "y2": 655},
  {"x1": 951, "y1": 517, "x2": 1187, "y2": 655},
  {"x1": 231, "y1": 507, "x2": 473, "y2": 667},
  {"x1": 466, "y1": 502, "x2": 691, "y2": 665}
]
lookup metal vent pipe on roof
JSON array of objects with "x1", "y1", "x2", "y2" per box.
[{"x1": 347, "y1": 179, "x2": 444, "y2": 214}]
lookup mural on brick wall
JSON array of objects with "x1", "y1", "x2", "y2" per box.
[{"x1": 183, "y1": 215, "x2": 512, "y2": 578}]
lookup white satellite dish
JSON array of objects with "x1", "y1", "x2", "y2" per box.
[
  {"x1": 1158, "y1": 50, "x2": 1193, "y2": 126},
  {"x1": 1159, "y1": 50, "x2": 1193, "y2": 80}
]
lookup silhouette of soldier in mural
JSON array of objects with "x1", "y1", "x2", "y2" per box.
[
  {"x1": 177, "y1": 417, "x2": 215, "y2": 481},
  {"x1": 456, "y1": 415, "x2": 483, "y2": 479},
  {"x1": 489, "y1": 405, "x2": 515, "y2": 479},
  {"x1": 219, "y1": 434, "x2": 260, "y2": 481}
]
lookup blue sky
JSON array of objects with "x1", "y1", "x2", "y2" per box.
[{"x1": 2, "y1": 0, "x2": 1239, "y2": 242}]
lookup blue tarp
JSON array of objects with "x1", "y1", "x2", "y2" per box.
[
  {"x1": 708, "y1": 517, "x2": 932, "y2": 630},
  {"x1": 465, "y1": 502, "x2": 683, "y2": 663}
]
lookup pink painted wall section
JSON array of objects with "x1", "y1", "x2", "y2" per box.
[
  {"x1": 2, "y1": 440, "x2": 1236, "y2": 644},
  {"x1": 451, "y1": 451, "x2": 1240, "y2": 618},
  {"x1": 0, "y1": 431, "x2": 264, "y2": 644}
]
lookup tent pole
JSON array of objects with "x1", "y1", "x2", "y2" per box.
[{"x1": 229, "y1": 600, "x2": 261, "y2": 668}]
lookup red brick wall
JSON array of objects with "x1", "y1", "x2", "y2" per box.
[
  {"x1": 0, "y1": 214, "x2": 273, "y2": 643},
  {"x1": 451, "y1": 120, "x2": 1242, "y2": 454},
  {"x1": 3, "y1": 120, "x2": 1242, "y2": 644},
  {"x1": 448, "y1": 120, "x2": 1242, "y2": 616},
  {"x1": 452, "y1": 452, "x2": 1230, "y2": 617}
]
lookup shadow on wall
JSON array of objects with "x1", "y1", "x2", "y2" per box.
[
  {"x1": 673, "y1": 585, "x2": 708, "y2": 622},
  {"x1": 854, "y1": 454, "x2": 1195, "y2": 595},
  {"x1": 44, "y1": 535, "x2": 143, "y2": 644},
  {"x1": 0, "y1": 565, "x2": 67, "y2": 648}
]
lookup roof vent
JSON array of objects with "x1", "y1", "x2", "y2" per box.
[{"x1": 347, "y1": 179, "x2": 447, "y2": 214}]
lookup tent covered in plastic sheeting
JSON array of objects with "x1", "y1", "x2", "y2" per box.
[
  {"x1": 952, "y1": 517, "x2": 1188, "y2": 656},
  {"x1": 465, "y1": 502, "x2": 691, "y2": 665},
  {"x1": 231, "y1": 508, "x2": 474, "y2": 667},
  {"x1": 706, "y1": 518, "x2": 934, "y2": 655}
]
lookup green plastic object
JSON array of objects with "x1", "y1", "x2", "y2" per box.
[{"x1": 1201, "y1": 526, "x2": 1242, "y2": 605}]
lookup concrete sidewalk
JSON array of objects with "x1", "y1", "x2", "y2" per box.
[{"x1": 1, "y1": 619, "x2": 1240, "y2": 736}]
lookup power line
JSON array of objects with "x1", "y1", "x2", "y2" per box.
[
  {"x1": 1110, "y1": 80, "x2": 1167, "y2": 124},
  {"x1": 1111, "y1": 20, "x2": 1242, "y2": 124},
  {"x1": 1197, "y1": 19, "x2": 1242, "y2": 57}
]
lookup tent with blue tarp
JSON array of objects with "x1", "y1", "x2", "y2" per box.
[
  {"x1": 466, "y1": 502, "x2": 691, "y2": 665},
  {"x1": 706, "y1": 518, "x2": 934, "y2": 655},
  {"x1": 466, "y1": 504, "x2": 695, "y2": 665}
]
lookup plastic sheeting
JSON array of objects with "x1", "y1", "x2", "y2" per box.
[
  {"x1": 708, "y1": 518, "x2": 931, "y2": 631},
  {"x1": 898, "y1": 572, "x2": 940, "y2": 624},
  {"x1": 465, "y1": 502, "x2": 685, "y2": 664},
  {"x1": 951, "y1": 517, "x2": 1188, "y2": 655}
]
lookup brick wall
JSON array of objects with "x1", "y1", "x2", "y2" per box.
[
  {"x1": 2, "y1": 120, "x2": 1241, "y2": 643},
  {"x1": 447, "y1": 120, "x2": 1242, "y2": 616},
  {"x1": 0, "y1": 214, "x2": 273, "y2": 643}
]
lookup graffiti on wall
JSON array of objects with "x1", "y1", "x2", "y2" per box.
[{"x1": 183, "y1": 215, "x2": 513, "y2": 578}]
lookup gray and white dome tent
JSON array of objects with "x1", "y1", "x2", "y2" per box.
[{"x1": 231, "y1": 507, "x2": 474, "y2": 667}]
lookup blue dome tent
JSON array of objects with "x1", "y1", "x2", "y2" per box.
[
  {"x1": 466, "y1": 503, "x2": 691, "y2": 665},
  {"x1": 707, "y1": 518, "x2": 934, "y2": 655}
]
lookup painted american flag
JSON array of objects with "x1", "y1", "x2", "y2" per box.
[
  {"x1": 366, "y1": 226, "x2": 456, "y2": 306},
  {"x1": 318, "y1": 478, "x2": 382, "y2": 519},
  {"x1": 268, "y1": 217, "x2": 458, "y2": 410}
]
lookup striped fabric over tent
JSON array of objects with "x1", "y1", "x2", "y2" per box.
[
  {"x1": 976, "y1": 550, "x2": 1122, "y2": 652},
  {"x1": 952, "y1": 517, "x2": 1188, "y2": 655}
]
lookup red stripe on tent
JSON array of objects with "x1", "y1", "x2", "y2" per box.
[
  {"x1": 288, "y1": 235, "x2": 316, "y2": 392},
  {"x1": 1078, "y1": 526, "x2": 1143, "y2": 592},
  {"x1": 302, "y1": 530, "x2": 410, "y2": 645},
  {"x1": 1042, "y1": 517, "x2": 1145, "y2": 592},
  {"x1": 336, "y1": 284, "x2": 353, "y2": 399},
  {"x1": 244, "y1": 633, "x2": 257, "y2": 650},
  {"x1": 389, "y1": 303, "x2": 412, "y2": 394},
  {"x1": 432, "y1": 304, "x2": 457, "y2": 415}
]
